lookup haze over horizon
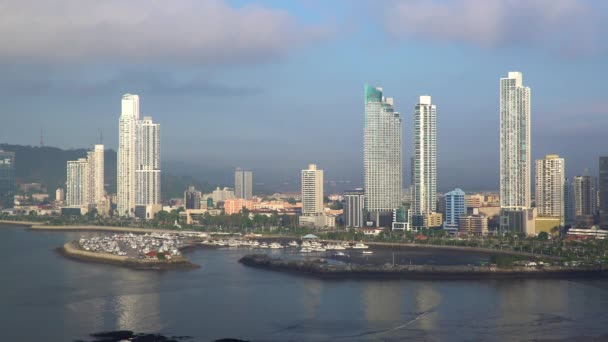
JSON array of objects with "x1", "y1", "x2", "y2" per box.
[{"x1": 1, "y1": 0, "x2": 607, "y2": 193}]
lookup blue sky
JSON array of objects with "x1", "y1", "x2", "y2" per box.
[{"x1": 0, "y1": 0, "x2": 606, "y2": 192}]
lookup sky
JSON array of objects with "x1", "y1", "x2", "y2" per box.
[{"x1": 0, "y1": 0, "x2": 607, "y2": 192}]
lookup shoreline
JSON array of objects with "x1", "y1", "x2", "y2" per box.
[
  {"x1": 59, "y1": 241, "x2": 200, "y2": 270},
  {"x1": 239, "y1": 254, "x2": 607, "y2": 280},
  {"x1": 0, "y1": 220, "x2": 182, "y2": 234}
]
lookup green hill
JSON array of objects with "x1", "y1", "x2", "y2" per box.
[{"x1": 0, "y1": 144, "x2": 211, "y2": 199}]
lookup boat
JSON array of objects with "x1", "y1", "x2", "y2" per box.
[
  {"x1": 333, "y1": 251, "x2": 348, "y2": 257},
  {"x1": 259, "y1": 243, "x2": 269, "y2": 249},
  {"x1": 269, "y1": 242, "x2": 283, "y2": 249},
  {"x1": 313, "y1": 246, "x2": 327, "y2": 252},
  {"x1": 300, "y1": 247, "x2": 312, "y2": 253},
  {"x1": 288, "y1": 241, "x2": 299, "y2": 247},
  {"x1": 362, "y1": 251, "x2": 373, "y2": 255},
  {"x1": 352, "y1": 243, "x2": 369, "y2": 249}
]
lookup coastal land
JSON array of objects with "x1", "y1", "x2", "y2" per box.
[
  {"x1": 59, "y1": 241, "x2": 200, "y2": 270},
  {"x1": 239, "y1": 254, "x2": 607, "y2": 280},
  {"x1": 0, "y1": 220, "x2": 181, "y2": 234}
]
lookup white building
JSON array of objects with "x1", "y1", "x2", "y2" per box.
[
  {"x1": 117, "y1": 93, "x2": 139, "y2": 216},
  {"x1": 55, "y1": 188, "x2": 65, "y2": 202},
  {"x1": 363, "y1": 85, "x2": 402, "y2": 225},
  {"x1": 87, "y1": 144, "x2": 105, "y2": 207},
  {"x1": 412, "y1": 95, "x2": 437, "y2": 215},
  {"x1": 235, "y1": 168, "x2": 253, "y2": 200},
  {"x1": 211, "y1": 187, "x2": 235, "y2": 203},
  {"x1": 136, "y1": 116, "x2": 161, "y2": 207},
  {"x1": 535, "y1": 155, "x2": 565, "y2": 222},
  {"x1": 344, "y1": 189, "x2": 365, "y2": 228},
  {"x1": 301, "y1": 164, "x2": 323, "y2": 216},
  {"x1": 500, "y1": 71, "x2": 531, "y2": 210},
  {"x1": 66, "y1": 158, "x2": 89, "y2": 207}
]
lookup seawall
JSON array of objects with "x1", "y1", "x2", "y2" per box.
[{"x1": 239, "y1": 254, "x2": 607, "y2": 280}]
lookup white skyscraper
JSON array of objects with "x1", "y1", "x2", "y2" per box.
[
  {"x1": 412, "y1": 95, "x2": 437, "y2": 215},
  {"x1": 235, "y1": 168, "x2": 253, "y2": 200},
  {"x1": 117, "y1": 93, "x2": 139, "y2": 216},
  {"x1": 500, "y1": 71, "x2": 531, "y2": 209},
  {"x1": 364, "y1": 85, "x2": 402, "y2": 225},
  {"x1": 66, "y1": 158, "x2": 89, "y2": 207},
  {"x1": 301, "y1": 164, "x2": 323, "y2": 215},
  {"x1": 136, "y1": 116, "x2": 161, "y2": 206},
  {"x1": 87, "y1": 144, "x2": 104, "y2": 207},
  {"x1": 535, "y1": 155, "x2": 565, "y2": 221}
]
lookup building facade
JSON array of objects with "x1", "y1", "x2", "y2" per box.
[
  {"x1": 235, "y1": 168, "x2": 253, "y2": 200},
  {"x1": 459, "y1": 215, "x2": 489, "y2": 236},
  {"x1": 0, "y1": 150, "x2": 15, "y2": 208},
  {"x1": 535, "y1": 155, "x2": 564, "y2": 222},
  {"x1": 66, "y1": 158, "x2": 89, "y2": 207},
  {"x1": 412, "y1": 95, "x2": 437, "y2": 215},
  {"x1": 184, "y1": 186, "x2": 202, "y2": 210},
  {"x1": 444, "y1": 188, "x2": 466, "y2": 234},
  {"x1": 563, "y1": 178, "x2": 575, "y2": 226},
  {"x1": 136, "y1": 116, "x2": 161, "y2": 207},
  {"x1": 117, "y1": 93, "x2": 139, "y2": 216},
  {"x1": 500, "y1": 71, "x2": 531, "y2": 210},
  {"x1": 573, "y1": 174, "x2": 597, "y2": 227},
  {"x1": 363, "y1": 85, "x2": 402, "y2": 225},
  {"x1": 301, "y1": 164, "x2": 323, "y2": 216},
  {"x1": 344, "y1": 188, "x2": 365, "y2": 228},
  {"x1": 599, "y1": 157, "x2": 608, "y2": 229},
  {"x1": 87, "y1": 144, "x2": 105, "y2": 208}
]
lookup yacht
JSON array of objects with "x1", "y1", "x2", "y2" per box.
[
  {"x1": 259, "y1": 243, "x2": 269, "y2": 249},
  {"x1": 288, "y1": 241, "x2": 299, "y2": 247},
  {"x1": 300, "y1": 247, "x2": 312, "y2": 253},
  {"x1": 362, "y1": 250, "x2": 373, "y2": 255},
  {"x1": 269, "y1": 242, "x2": 283, "y2": 249},
  {"x1": 333, "y1": 251, "x2": 347, "y2": 257},
  {"x1": 352, "y1": 243, "x2": 369, "y2": 249}
]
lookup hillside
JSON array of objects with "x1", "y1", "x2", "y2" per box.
[{"x1": 0, "y1": 144, "x2": 212, "y2": 199}]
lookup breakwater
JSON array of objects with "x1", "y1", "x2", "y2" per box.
[
  {"x1": 239, "y1": 254, "x2": 607, "y2": 280},
  {"x1": 59, "y1": 241, "x2": 199, "y2": 270}
]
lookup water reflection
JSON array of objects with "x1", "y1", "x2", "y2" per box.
[
  {"x1": 301, "y1": 278, "x2": 324, "y2": 317},
  {"x1": 362, "y1": 281, "x2": 403, "y2": 322},
  {"x1": 415, "y1": 283, "x2": 441, "y2": 333}
]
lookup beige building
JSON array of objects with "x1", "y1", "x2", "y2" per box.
[
  {"x1": 535, "y1": 154, "x2": 565, "y2": 222},
  {"x1": 299, "y1": 164, "x2": 325, "y2": 228},
  {"x1": 459, "y1": 215, "x2": 488, "y2": 236}
]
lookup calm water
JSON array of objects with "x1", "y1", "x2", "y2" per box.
[{"x1": 3, "y1": 226, "x2": 608, "y2": 341}]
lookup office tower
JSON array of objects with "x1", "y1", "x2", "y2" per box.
[
  {"x1": 117, "y1": 93, "x2": 139, "y2": 216},
  {"x1": 87, "y1": 144, "x2": 105, "y2": 207},
  {"x1": 344, "y1": 189, "x2": 365, "y2": 228},
  {"x1": 535, "y1": 155, "x2": 565, "y2": 222},
  {"x1": 500, "y1": 71, "x2": 531, "y2": 209},
  {"x1": 563, "y1": 178, "x2": 574, "y2": 226},
  {"x1": 573, "y1": 173, "x2": 597, "y2": 227},
  {"x1": 184, "y1": 186, "x2": 202, "y2": 210},
  {"x1": 444, "y1": 188, "x2": 466, "y2": 234},
  {"x1": 598, "y1": 157, "x2": 608, "y2": 229},
  {"x1": 66, "y1": 158, "x2": 89, "y2": 207},
  {"x1": 363, "y1": 85, "x2": 402, "y2": 225},
  {"x1": 136, "y1": 116, "x2": 161, "y2": 207},
  {"x1": 0, "y1": 150, "x2": 15, "y2": 208},
  {"x1": 412, "y1": 95, "x2": 437, "y2": 215},
  {"x1": 235, "y1": 168, "x2": 253, "y2": 200},
  {"x1": 301, "y1": 164, "x2": 323, "y2": 215}
]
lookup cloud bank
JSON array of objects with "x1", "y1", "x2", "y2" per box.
[
  {"x1": 384, "y1": 0, "x2": 605, "y2": 56},
  {"x1": 0, "y1": 0, "x2": 330, "y2": 65}
]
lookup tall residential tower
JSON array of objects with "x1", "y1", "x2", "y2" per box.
[
  {"x1": 363, "y1": 85, "x2": 402, "y2": 226},
  {"x1": 235, "y1": 168, "x2": 253, "y2": 200},
  {"x1": 412, "y1": 95, "x2": 437, "y2": 215},
  {"x1": 117, "y1": 94, "x2": 140, "y2": 216},
  {"x1": 535, "y1": 155, "x2": 565, "y2": 222}
]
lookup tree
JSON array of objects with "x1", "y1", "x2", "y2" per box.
[
  {"x1": 537, "y1": 231, "x2": 549, "y2": 241},
  {"x1": 287, "y1": 198, "x2": 297, "y2": 205}
]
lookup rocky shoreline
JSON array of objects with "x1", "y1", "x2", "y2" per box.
[
  {"x1": 239, "y1": 254, "x2": 608, "y2": 280},
  {"x1": 59, "y1": 241, "x2": 200, "y2": 270}
]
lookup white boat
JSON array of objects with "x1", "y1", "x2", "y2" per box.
[
  {"x1": 259, "y1": 243, "x2": 269, "y2": 249},
  {"x1": 332, "y1": 245, "x2": 346, "y2": 250},
  {"x1": 269, "y1": 242, "x2": 283, "y2": 249},
  {"x1": 352, "y1": 243, "x2": 369, "y2": 249},
  {"x1": 362, "y1": 251, "x2": 373, "y2": 255},
  {"x1": 333, "y1": 251, "x2": 347, "y2": 257},
  {"x1": 300, "y1": 247, "x2": 312, "y2": 253},
  {"x1": 288, "y1": 241, "x2": 299, "y2": 247},
  {"x1": 313, "y1": 247, "x2": 327, "y2": 252}
]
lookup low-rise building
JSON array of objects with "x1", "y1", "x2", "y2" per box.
[{"x1": 459, "y1": 215, "x2": 488, "y2": 236}]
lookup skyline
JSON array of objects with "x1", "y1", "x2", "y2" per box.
[{"x1": 0, "y1": 1, "x2": 607, "y2": 191}]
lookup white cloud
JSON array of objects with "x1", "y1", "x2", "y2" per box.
[
  {"x1": 0, "y1": 0, "x2": 331, "y2": 65},
  {"x1": 383, "y1": 0, "x2": 604, "y2": 56}
]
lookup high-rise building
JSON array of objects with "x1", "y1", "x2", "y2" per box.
[
  {"x1": 0, "y1": 150, "x2": 15, "y2": 209},
  {"x1": 87, "y1": 144, "x2": 105, "y2": 207},
  {"x1": 363, "y1": 85, "x2": 402, "y2": 225},
  {"x1": 444, "y1": 188, "x2": 466, "y2": 234},
  {"x1": 535, "y1": 155, "x2": 564, "y2": 222},
  {"x1": 500, "y1": 71, "x2": 531, "y2": 210},
  {"x1": 412, "y1": 95, "x2": 437, "y2": 215},
  {"x1": 117, "y1": 93, "x2": 139, "y2": 216},
  {"x1": 136, "y1": 116, "x2": 161, "y2": 207},
  {"x1": 301, "y1": 164, "x2": 323, "y2": 215},
  {"x1": 573, "y1": 173, "x2": 597, "y2": 227},
  {"x1": 563, "y1": 178, "x2": 575, "y2": 227},
  {"x1": 598, "y1": 157, "x2": 608, "y2": 229},
  {"x1": 235, "y1": 168, "x2": 253, "y2": 200},
  {"x1": 184, "y1": 186, "x2": 202, "y2": 210},
  {"x1": 55, "y1": 188, "x2": 65, "y2": 202},
  {"x1": 66, "y1": 158, "x2": 89, "y2": 207},
  {"x1": 344, "y1": 188, "x2": 365, "y2": 228}
]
